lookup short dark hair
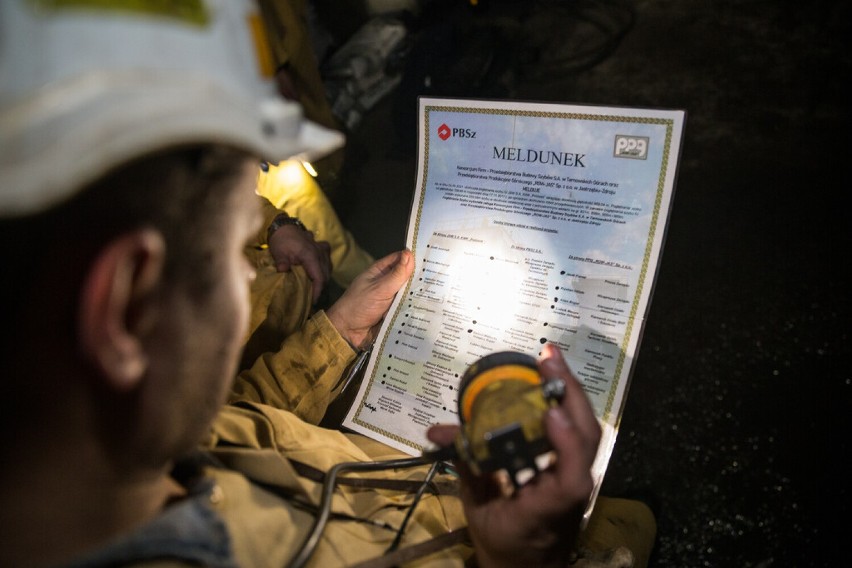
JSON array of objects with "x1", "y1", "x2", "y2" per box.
[{"x1": 0, "y1": 144, "x2": 253, "y2": 365}]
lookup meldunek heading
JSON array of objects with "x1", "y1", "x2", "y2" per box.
[{"x1": 493, "y1": 146, "x2": 586, "y2": 168}]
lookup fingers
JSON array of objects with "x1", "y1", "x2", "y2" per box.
[
  {"x1": 426, "y1": 423, "x2": 459, "y2": 447},
  {"x1": 387, "y1": 249, "x2": 414, "y2": 288},
  {"x1": 354, "y1": 249, "x2": 413, "y2": 303},
  {"x1": 369, "y1": 248, "x2": 414, "y2": 284},
  {"x1": 430, "y1": 346, "x2": 597, "y2": 567},
  {"x1": 268, "y1": 225, "x2": 332, "y2": 303},
  {"x1": 539, "y1": 344, "x2": 600, "y2": 443},
  {"x1": 325, "y1": 249, "x2": 413, "y2": 350},
  {"x1": 534, "y1": 344, "x2": 601, "y2": 502},
  {"x1": 301, "y1": 241, "x2": 332, "y2": 303}
]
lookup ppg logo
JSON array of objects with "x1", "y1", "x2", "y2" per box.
[
  {"x1": 614, "y1": 135, "x2": 649, "y2": 160},
  {"x1": 437, "y1": 123, "x2": 476, "y2": 140}
]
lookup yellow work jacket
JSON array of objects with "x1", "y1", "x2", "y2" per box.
[{"x1": 213, "y1": 310, "x2": 471, "y2": 567}]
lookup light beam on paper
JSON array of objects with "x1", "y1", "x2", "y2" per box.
[{"x1": 443, "y1": 247, "x2": 527, "y2": 332}]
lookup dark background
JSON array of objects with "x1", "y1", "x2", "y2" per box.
[{"x1": 319, "y1": 1, "x2": 850, "y2": 565}]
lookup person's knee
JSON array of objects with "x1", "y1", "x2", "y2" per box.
[{"x1": 577, "y1": 496, "x2": 657, "y2": 568}]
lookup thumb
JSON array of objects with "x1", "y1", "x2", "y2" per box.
[
  {"x1": 388, "y1": 249, "x2": 414, "y2": 282},
  {"x1": 370, "y1": 249, "x2": 414, "y2": 288}
]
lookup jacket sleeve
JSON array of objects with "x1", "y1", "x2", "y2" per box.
[
  {"x1": 254, "y1": 194, "x2": 284, "y2": 247},
  {"x1": 230, "y1": 310, "x2": 356, "y2": 425}
]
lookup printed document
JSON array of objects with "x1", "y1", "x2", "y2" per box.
[{"x1": 343, "y1": 97, "x2": 685, "y2": 501}]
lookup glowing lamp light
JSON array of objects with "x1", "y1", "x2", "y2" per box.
[{"x1": 255, "y1": 159, "x2": 316, "y2": 209}]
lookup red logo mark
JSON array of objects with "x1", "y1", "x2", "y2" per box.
[{"x1": 438, "y1": 123, "x2": 451, "y2": 140}]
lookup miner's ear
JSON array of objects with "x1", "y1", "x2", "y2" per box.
[{"x1": 78, "y1": 229, "x2": 166, "y2": 390}]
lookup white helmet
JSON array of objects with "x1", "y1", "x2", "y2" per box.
[{"x1": 0, "y1": 0, "x2": 344, "y2": 217}]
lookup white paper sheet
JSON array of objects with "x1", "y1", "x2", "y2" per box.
[{"x1": 343, "y1": 97, "x2": 685, "y2": 506}]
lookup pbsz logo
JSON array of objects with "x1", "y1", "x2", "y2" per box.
[
  {"x1": 613, "y1": 135, "x2": 649, "y2": 160},
  {"x1": 437, "y1": 123, "x2": 476, "y2": 140}
]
